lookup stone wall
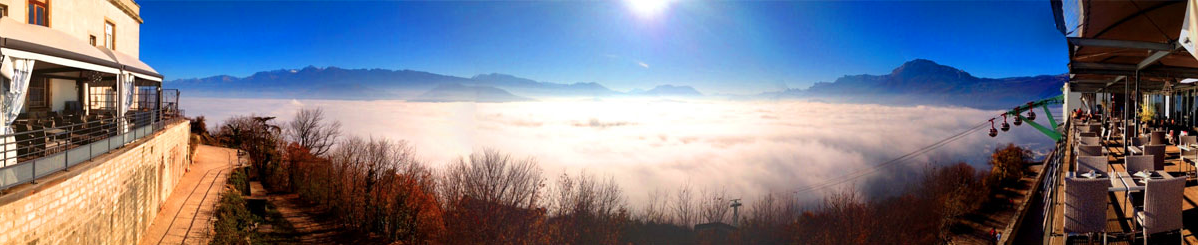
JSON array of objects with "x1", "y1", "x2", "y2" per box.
[{"x1": 0, "y1": 120, "x2": 190, "y2": 245}]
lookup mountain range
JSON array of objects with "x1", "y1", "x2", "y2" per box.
[
  {"x1": 758, "y1": 59, "x2": 1066, "y2": 109},
  {"x1": 165, "y1": 59, "x2": 1065, "y2": 109}
]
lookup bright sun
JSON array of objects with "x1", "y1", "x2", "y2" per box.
[{"x1": 625, "y1": 0, "x2": 674, "y2": 19}]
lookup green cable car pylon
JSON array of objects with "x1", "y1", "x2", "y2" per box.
[{"x1": 997, "y1": 95, "x2": 1063, "y2": 141}]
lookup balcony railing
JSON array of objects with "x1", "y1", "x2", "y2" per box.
[{"x1": 0, "y1": 109, "x2": 186, "y2": 190}]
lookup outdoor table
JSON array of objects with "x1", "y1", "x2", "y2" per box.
[
  {"x1": 1073, "y1": 170, "x2": 1173, "y2": 234},
  {"x1": 1128, "y1": 146, "x2": 1143, "y2": 155},
  {"x1": 1068, "y1": 171, "x2": 1171, "y2": 205},
  {"x1": 1182, "y1": 144, "x2": 1198, "y2": 178}
]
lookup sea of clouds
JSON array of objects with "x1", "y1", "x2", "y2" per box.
[{"x1": 182, "y1": 97, "x2": 1055, "y2": 205}]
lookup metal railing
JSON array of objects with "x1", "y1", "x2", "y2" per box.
[
  {"x1": 0, "y1": 109, "x2": 185, "y2": 190},
  {"x1": 1040, "y1": 118, "x2": 1072, "y2": 243}
]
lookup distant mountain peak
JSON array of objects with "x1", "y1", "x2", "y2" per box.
[
  {"x1": 471, "y1": 73, "x2": 519, "y2": 80},
  {"x1": 413, "y1": 83, "x2": 532, "y2": 102},
  {"x1": 775, "y1": 59, "x2": 1064, "y2": 109},
  {"x1": 891, "y1": 59, "x2": 973, "y2": 79},
  {"x1": 645, "y1": 84, "x2": 702, "y2": 96}
]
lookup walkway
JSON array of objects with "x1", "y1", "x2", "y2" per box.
[
  {"x1": 257, "y1": 193, "x2": 392, "y2": 244},
  {"x1": 139, "y1": 145, "x2": 241, "y2": 245}
]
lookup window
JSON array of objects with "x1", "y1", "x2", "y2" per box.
[
  {"x1": 89, "y1": 35, "x2": 96, "y2": 46},
  {"x1": 1, "y1": 4, "x2": 8, "y2": 17},
  {"x1": 27, "y1": 0, "x2": 47, "y2": 27},
  {"x1": 27, "y1": 77, "x2": 46, "y2": 109},
  {"x1": 88, "y1": 86, "x2": 115, "y2": 111},
  {"x1": 104, "y1": 21, "x2": 115, "y2": 49}
]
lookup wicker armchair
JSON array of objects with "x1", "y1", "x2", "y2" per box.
[
  {"x1": 1126, "y1": 155, "x2": 1155, "y2": 174},
  {"x1": 1065, "y1": 177, "x2": 1109, "y2": 244},
  {"x1": 1078, "y1": 145, "x2": 1104, "y2": 157},
  {"x1": 1135, "y1": 177, "x2": 1184, "y2": 244},
  {"x1": 1143, "y1": 145, "x2": 1166, "y2": 171},
  {"x1": 1076, "y1": 156, "x2": 1108, "y2": 173}
]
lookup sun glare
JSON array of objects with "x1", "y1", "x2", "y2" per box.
[{"x1": 625, "y1": 0, "x2": 673, "y2": 19}]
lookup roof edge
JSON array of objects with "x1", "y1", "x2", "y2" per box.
[
  {"x1": 108, "y1": 0, "x2": 144, "y2": 24},
  {"x1": 0, "y1": 38, "x2": 122, "y2": 70}
]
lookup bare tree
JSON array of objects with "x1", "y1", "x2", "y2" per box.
[
  {"x1": 748, "y1": 192, "x2": 781, "y2": 227},
  {"x1": 698, "y1": 187, "x2": 730, "y2": 224},
  {"x1": 438, "y1": 149, "x2": 550, "y2": 244},
  {"x1": 641, "y1": 189, "x2": 669, "y2": 224},
  {"x1": 551, "y1": 171, "x2": 626, "y2": 218},
  {"x1": 440, "y1": 148, "x2": 546, "y2": 209},
  {"x1": 286, "y1": 107, "x2": 342, "y2": 156},
  {"x1": 671, "y1": 183, "x2": 696, "y2": 228}
]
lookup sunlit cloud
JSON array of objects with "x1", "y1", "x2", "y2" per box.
[
  {"x1": 183, "y1": 98, "x2": 1054, "y2": 205},
  {"x1": 638, "y1": 61, "x2": 650, "y2": 68}
]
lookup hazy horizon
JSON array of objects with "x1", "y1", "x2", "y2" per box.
[{"x1": 183, "y1": 97, "x2": 1055, "y2": 206}]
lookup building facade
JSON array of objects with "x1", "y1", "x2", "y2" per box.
[
  {"x1": 0, "y1": 0, "x2": 178, "y2": 188},
  {"x1": 0, "y1": 0, "x2": 143, "y2": 57}
]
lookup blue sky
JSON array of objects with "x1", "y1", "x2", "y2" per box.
[{"x1": 141, "y1": 0, "x2": 1067, "y2": 94}]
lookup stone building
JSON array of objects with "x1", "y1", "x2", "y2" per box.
[{"x1": 0, "y1": 1, "x2": 190, "y2": 244}]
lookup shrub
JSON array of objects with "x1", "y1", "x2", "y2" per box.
[
  {"x1": 228, "y1": 167, "x2": 250, "y2": 196},
  {"x1": 210, "y1": 190, "x2": 255, "y2": 245},
  {"x1": 191, "y1": 116, "x2": 208, "y2": 135}
]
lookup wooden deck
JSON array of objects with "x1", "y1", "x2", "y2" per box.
[{"x1": 1046, "y1": 138, "x2": 1198, "y2": 245}]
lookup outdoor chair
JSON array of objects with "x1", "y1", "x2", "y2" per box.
[
  {"x1": 1089, "y1": 124, "x2": 1103, "y2": 136},
  {"x1": 1107, "y1": 126, "x2": 1122, "y2": 142},
  {"x1": 1127, "y1": 155, "x2": 1155, "y2": 174},
  {"x1": 1080, "y1": 136, "x2": 1102, "y2": 146},
  {"x1": 1135, "y1": 177, "x2": 1184, "y2": 245},
  {"x1": 13, "y1": 124, "x2": 36, "y2": 160},
  {"x1": 1078, "y1": 145, "x2": 1104, "y2": 157},
  {"x1": 67, "y1": 115, "x2": 87, "y2": 145},
  {"x1": 85, "y1": 117, "x2": 104, "y2": 142},
  {"x1": 1143, "y1": 145, "x2": 1166, "y2": 171},
  {"x1": 1135, "y1": 136, "x2": 1148, "y2": 147},
  {"x1": 1077, "y1": 156, "x2": 1107, "y2": 173},
  {"x1": 26, "y1": 124, "x2": 47, "y2": 159},
  {"x1": 1180, "y1": 136, "x2": 1198, "y2": 178},
  {"x1": 1065, "y1": 177, "x2": 1109, "y2": 244},
  {"x1": 1150, "y1": 131, "x2": 1166, "y2": 145}
]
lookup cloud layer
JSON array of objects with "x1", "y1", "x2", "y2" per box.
[{"x1": 183, "y1": 97, "x2": 1054, "y2": 205}]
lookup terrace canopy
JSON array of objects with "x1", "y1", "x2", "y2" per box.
[
  {"x1": 1053, "y1": 0, "x2": 1198, "y2": 131},
  {"x1": 0, "y1": 18, "x2": 163, "y2": 83},
  {"x1": 0, "y1": 17, "x2": 164, "y2": 166},
  {"x1": 1055, "y1": 0, "x2": 1198, "y2": 93}
]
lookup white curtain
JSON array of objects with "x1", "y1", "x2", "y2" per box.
[
  {"x1": 0, "y1": 56, "x2": 35, "y2": 167},
  {"x1": 119, "y1": 72, "x2": 134, "y2": 133},
  {"x1": 1, "y1": 56, "x2": 34, "y2": 134}
]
